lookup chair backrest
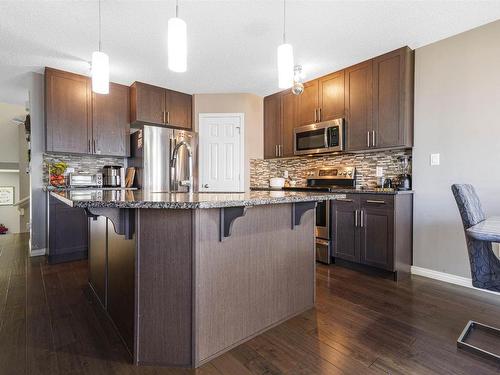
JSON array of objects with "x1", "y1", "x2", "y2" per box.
[{"x1": 451, "y1": 184, "x2": 486, "y2": 229}]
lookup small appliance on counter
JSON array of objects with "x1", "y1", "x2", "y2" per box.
[
  {"x1": 102, "y1": 165, "x2": 123, "y2": 187},
  {"x1": 67, "y1": 173, "x2": 103, "y2": 188},
  {"x1": 397, "y1": 155, "x2": 412, "y2": 191}
]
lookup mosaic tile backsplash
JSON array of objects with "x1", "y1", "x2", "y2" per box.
[
  {"x1": 43, "y1": 153, "x2": 125, "y2": 185},
  {"x1": 250, "y1": 149, "x2": 412, "y2": 189}
]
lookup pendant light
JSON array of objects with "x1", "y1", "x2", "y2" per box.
[
  {"x1": 91, "y1": 0, "x2": 109, "y2": 94},
  {"x1": 168, "y1": 0, "x2": 187, "y2": 72},
  {"x1": 277, "y1": 0, "x2": 294, "y2": 89}
]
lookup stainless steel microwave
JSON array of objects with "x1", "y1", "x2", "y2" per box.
[{"x1": 293, "y1": 119, "x2": 345, "y2": 156}]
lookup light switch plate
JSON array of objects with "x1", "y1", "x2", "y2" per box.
[{"x1": 430, "y1": 153, "x2": 440, "y2": 166}]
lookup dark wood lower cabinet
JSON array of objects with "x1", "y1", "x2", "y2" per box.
[
  {"x1": 332, "y1": 193, "x2": 412, "y2": 279},
  {"x1": 48, "y1": 195, "x2": 88, "y2": 264},
  {"x1": 88, "y1": 215, "x2": 135, "y2": 354}
]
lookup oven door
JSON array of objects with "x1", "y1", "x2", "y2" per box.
[{"x1": 315, "y1": 199, "x2": 330, "y2": 239}]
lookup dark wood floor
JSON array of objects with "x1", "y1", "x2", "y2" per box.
[{"x1": 1, "y1": 233, "x2": 499, "y2": 374}]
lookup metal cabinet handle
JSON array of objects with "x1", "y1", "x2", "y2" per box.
[
  {"x1": 275, "y1": 145, "x2": 278, "y2": 157},
  {"x1": 372, "y1": 130, "x2": 376, "y2": 147},
  {"x1": 88, "y1": 139, "x2": 91, "y2": 153},
  {"x1": 336, "y1": 198, "x2": 353, "y2": 202},
  {"x1": 167, "y1": 111, "x2": 170, "y2": 124},
  {"x1": 366, "y1": 200, "x2": 386, "y2": 204},
  {"x1": 93, "y1": 139, "x2": 96, "y2": 153},
  {"x1": 314, "y1": 109, "x2": 317, "y2": 123},
  {"x1": 318, "y1": 108, "x2": 322, "y2": 122},
  {"x1": 355, "y1": 210, "x2": 359, "y2": 227},
  {"x1": 279, "y1": 144, "x2": 283, "y2": 157},
  {"x1": 163, "y1": 111, "x2": 166, "y2": 124},
  {"x1": 367, "y1": 131, "x2": 371, "y2": 148},
  {"x1": 360, "y1": 210, "x2": 364, "y2": 227}
]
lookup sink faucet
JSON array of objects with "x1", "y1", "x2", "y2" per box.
[{"x1": 170, "y1": 140, "x2": 194, "y2": 193}]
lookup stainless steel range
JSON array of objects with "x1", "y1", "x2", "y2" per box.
[{"x1": 283, "y1": 166, "x2": 356, "y2": 264}]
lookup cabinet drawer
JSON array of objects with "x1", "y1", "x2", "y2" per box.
[{"x1": 359, "y1": 194, "x2": 394, "y2": 209}]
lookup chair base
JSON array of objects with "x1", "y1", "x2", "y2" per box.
[{"x1": 457, "y1": 320, "x2": 500, "y2": 363}]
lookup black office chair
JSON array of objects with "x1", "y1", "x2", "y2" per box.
[{"x1": 451, "y1": 184, "x2": 500, "y2": 362}]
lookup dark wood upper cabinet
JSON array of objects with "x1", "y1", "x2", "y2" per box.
[
  {"x1": 281, "y1": 90, "x2": 298, "y2": 157},
  {"x1": 263, "y1": 93, "x2": 282, "y2": 159},
  {"x1": 130, "y1": 82, "x2": 165, "y2": 125},
  {"x1": 130, "y1": 81, "x2": 192, "y2": 130},
  {"x1": 45, "y1": 67, "x2": 130, "y2": 157},
  {"x1": 319, "y1": 70, "x2": 345, "y2": 121},
  {"x1": 345, "y1": 60, "x2": 373, "y2": 151},
  {"x1": 372, "y1": 47, "x2": 414, "y2": 149},
  {"x1": 165, "y1": 89, "x2": 192, "y2": 129},
  {"x1": 45, "y1": 68, "x2": 91, "y2": 154},
  {"x1": 92, "y1": 83, "x2": 130, "y2": 157},
  {"x1": 298, "y1": 80, "x2": 319, "y2": 126}
]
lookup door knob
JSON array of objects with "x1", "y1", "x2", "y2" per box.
[{"x1": 204, "y1": 184, "x2": 209, "y2": 188}]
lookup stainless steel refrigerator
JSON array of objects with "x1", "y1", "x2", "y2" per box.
[{"x1": 129, "y1": 125, "x2": 197, "y2": 192}]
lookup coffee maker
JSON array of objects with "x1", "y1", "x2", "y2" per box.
[{"x1": 397, "y1": 155, "x2": 412, "y2": 191}]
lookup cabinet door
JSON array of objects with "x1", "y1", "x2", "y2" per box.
[
  {"x1": 45, "y1": 68, "x2": 91, "y2": 154},
  {"x1": 345, "y1": 60, "x2": 373, "y2": 151},
  {"x1": 281, "y1": 90, "x2": 297, "y2": 157},
  {"x1": 130, "y1": 82, "x2": 166, "y2": 125},
  {"x1": 107, "y1": 226, "x2": 136, "y2": 353},
  {"x1": 89, "y1": 216, "x2": 107, "y2": 307},
  {"x1": 298, "y1": 80, "x2": 319, "y2": 126},
  {"x1": 48, "y1": 195, "x2": 88, "y2": 263},
  {"x1": 165, "y1": 90, "x2": 192, "y2": 129},
  {"x1": 332, "y1": 197, "x2": 359, "y2": 262},
  {"x1": 92, "y1": 83, "x2": 130, "y2": 157},
  {"x1": 319, "y1": 70, "x2": 345, "y2": 121},
  {"x1": 263, "y1": 93, "x2": 282, "y2": 159},
  {"x1": 373, "y1": 47, "x2": 413, "y2": 148},
  {"x1": 359, "y1": 197, "x2": 394, "y2": 270}
]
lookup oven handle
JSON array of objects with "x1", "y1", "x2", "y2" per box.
[
  {"x1": 316, "y1": 238, "x2": 330, "y2": 246},
  {"x1": 324, "y1": 127, "x2": 329, "y2": 148}
]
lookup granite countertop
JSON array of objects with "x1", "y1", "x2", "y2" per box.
[
  {"x1": 50, "y1": 189, "x2": 352, "y2": 209},
  {"x1": 250, "y1": 186, "x2": 414, "y2": 195},
  {"x1": 44, "y1": 186, "x2": 137, "y2": 192}
]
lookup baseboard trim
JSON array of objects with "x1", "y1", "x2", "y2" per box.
[
  {"x1": 30, "y1": 248, "x2": 46, "y2": 257},
  {"x1": 411, "y1": 266, "x2": 500, "y2": 296}
]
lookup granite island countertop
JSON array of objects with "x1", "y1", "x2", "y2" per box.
[{"x1": 50, "y1": 189, "x2": 351, "y2": 209}]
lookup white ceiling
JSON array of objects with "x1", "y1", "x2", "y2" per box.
[{"x1": 1, "y1": 0, "x2": 500, "y2": 105}]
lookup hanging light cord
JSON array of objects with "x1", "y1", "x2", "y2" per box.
[
  {"x1": 282, "y1": 0, "x2": 286, "y2": 44},
  {"x1": 98, "y1": 0, "x2": 102, "y2": 52},
  {"x1": 176, "y1": 0, "x2": 179, "y2": 18}
]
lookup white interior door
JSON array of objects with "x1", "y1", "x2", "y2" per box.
[{"x1": 199, "y1": 113, "x2": 244, "y2": 192}]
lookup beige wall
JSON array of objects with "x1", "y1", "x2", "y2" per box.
[
  {"x1": 193, "y1": 93, "x2": 263, "y2": 191},
  {"x1": 413, "y1": 20, "x2": 500, "y2": 278}
]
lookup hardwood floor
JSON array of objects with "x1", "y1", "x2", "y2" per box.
[{"x1": 1, "y1": 233, "x2": 499, "y2": 374}]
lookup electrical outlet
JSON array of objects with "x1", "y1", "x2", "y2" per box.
[
  {"x1": 66, "y1": 167, "x2": 75, "y2": 173},
  {"x1": 430, "y1": 153, "x2": 440, "y2": 166},
  {"x1": 376, "y1": 166, "x2": 384, "y2": 177}
]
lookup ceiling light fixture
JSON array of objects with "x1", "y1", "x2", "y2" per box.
[
  {"x1": 277, "y1": 0, "x2": 294, "y2": 89},
  {"x1": 168, "y1": 0, "x2": 187, "y2": 72},
  {"x1": 91, "y1": 0, "x2": 109, "y2": 94}
]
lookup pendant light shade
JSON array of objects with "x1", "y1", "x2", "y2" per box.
[
  {"x1": 168, "y1": 17, "x2": 187, "y2": 72},
  {"x1": 277, "y1": 43, "x2": 294, "y2": 89},
  {"x1": 92, "y1": 0, "x2": 109, "y2": 94},
  {"x1": 277, "y1": 0, "x2": 294, "y2": 89},
  {"x1": 92, "y1": 51, "x2": 109, "y2": 94}
]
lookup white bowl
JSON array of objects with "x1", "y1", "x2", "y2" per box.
[{"x1": 269, "y1": 177, "x2": 286, "y2": 189}]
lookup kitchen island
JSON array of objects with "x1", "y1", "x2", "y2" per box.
[{"x1": 50, "y1": 189, "x2": 343, "y2": 368}]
